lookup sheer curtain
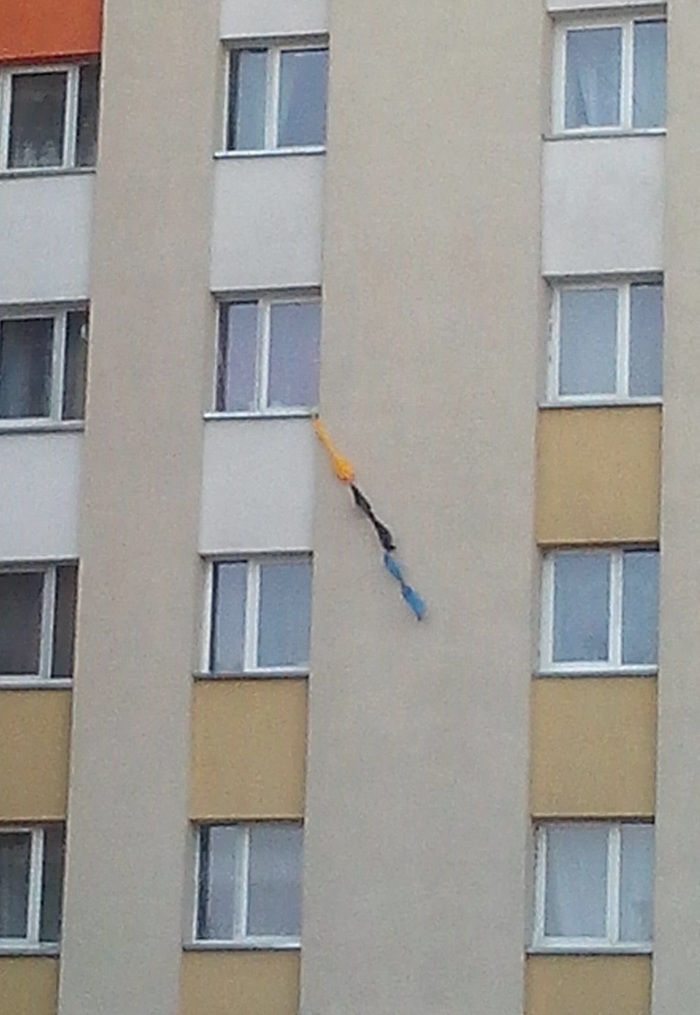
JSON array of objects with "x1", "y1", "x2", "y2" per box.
[
  {"x1": 565, "y1": 28, "x2": 621, "y2": 128},
  {"x1": 545, "y1": 825, "x2": 608, "y2": 938}
]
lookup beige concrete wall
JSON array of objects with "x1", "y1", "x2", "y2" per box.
[
  {"x1": 531, "y1": 679, "x2": 656, "y2": 818},
  {"x1": 180, "y1": 952, "x2": 300, "y2": 1015},
  {"x1": 301, "y1": 2, "x2": 543, "y2": 1013},
  {"x1": 526, "y1": 956, "x2": 652, "y2": 1015},
  {"x1": 0, "y1": 957, "x2": 60, "y2": 1015},
  {"x1": 536, "y1": 407, "x2": 661, "y2": 545},
  {"x1": 0, "y1": 690, "x2": 70, "y2": 820},
  {"x1": 190, "y1": 680, "x2": 307, "y2": 820},
  {"x1": 653, "y1": 2, "x2": 700, "y2": 1011},
  {"x1": 57, "y1": 1, "x2": 218, "y2": 1013}
]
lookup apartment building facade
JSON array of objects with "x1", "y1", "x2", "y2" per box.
[{"x1": 0, "y1": 1, "x2": 696, "y2": 1013}]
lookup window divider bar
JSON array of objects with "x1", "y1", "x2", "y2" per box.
[
  {"x1": 621, "y1": 20, "x2": 635, "y2": 130},
  {"x1": 265, "y1": 50, "x2": 280, "y2": 150},
  {"x1": 533, "y1": 827, "x2": 547, "y2": 946},
  {"x1": 540, "y1": 555, "x2": 556, "y2": 670},
  {"x1": 617, "y1": 283, "x2": 631, "y2": 398},
  {"x1": 63, "y1": 67, "x2": 80, "y2": 168},
  {"x1": 609, "y1": 552, "x2": 624, "y2": 668},
  {"x1": 608, "y1": 825, "x2": 622, "y2": 945},
  {"x1": 244, "y1": 563, "x2": 260, "y2": 671},
  {"x1": 52, "y1": 311, "x2": 68, "y2": 421},
  {"x1": 234, "y1": 827, "x2": 250, "y2": 941},
  {"x1": 258, "y1": 299, "x2": 271, "y2": 412},
  {"x1": 0, "y1": 73, "x2": 10, "y2": 170},
  {"x1": 39, "y1": 567, "x2": 57, "y2": 681},
  {"x1": 202, "y1": 563, "x2": 215, "y2": 675},
  {"x1": 26, "y1": 829, "x2": 44, "y2": 945}
]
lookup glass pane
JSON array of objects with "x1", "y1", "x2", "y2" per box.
[
  {"x1": 268, "y1": 301, "x2": 321, "y2": 408},
  {"x1": 0, "y1": 833, "x2": 31, "y2": 939},
  {"x1": 565, "y1": 27, "x2": 622, "y2": 129},
  {"x1": 544, "y1": 825, "x2": 608, "y2": 938},
  {"x1": 620, "y1": 824, "x2": 654, "y2": 943},
  {"x1": 629, "y1": 284, "x2": 663, "y2": 398},
  {"x1": 197, "y1": 826, "x2": 238, "y2": 940},
  {"x1": 63, "y1": 311, "x2": 89, "y2": 420},
  {"x1": 258, "y1": 560, "x2": 312, "y2": 669},
  {"x1": 216, "y1": 303, "x2": 258, "y2": 412},
  {"x1": 622, "y1": 551, "x2": 659, "y2": 665},
  {"x1": 634, "y1": 21, "x2": 667, "y2": 129},
  {"x1": 0, "y1": 571, "x2": 44, "y2": 675},
  {"x1": 0, "y1": 318, "x2": 53, "y2": 418},
  {"x1": 248, "y1": 824, "x2": 302, "y2": 937},
  {"x1": 210, "y1": 562, "x2": 247, "y2": 673},
  {"x1": 76, "y1": 64, "x2": 100, "y2": 167},
  {"x1": 552, "y1": 554, "x2": 610, "y2": 664},
  {"x1": 559, "y1": 289, "x2": 618, "y2": 396},
  {"x1": 39, "y1": 826, "x2": 65, "y2": 943},
  {"x1": 278, "y1": 49, "x2": 328, "y2": 147},
  {"x1": 9, "y1": 72, "x2": 66, "y2": 168},
  {"x1": 51, "y1": 565, "x2": 78, "y2": 679},
  {"x1": 228, "y1": 50, "x2": 266, "y2": 151}
]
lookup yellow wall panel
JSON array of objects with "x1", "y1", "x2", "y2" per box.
[
  {"x1": 0, "y1": 691, "x2": 71, "y2": 820},
  {"x1": 180, "y1": 951, "x2": 299, "y2": 1015},
  {"x1": 536, "y1": 406, "x2": 661, "y2": 545},
  {"x1": 531, "y1": 678, "x2": 656, "y2": 817},
  {"x1": 0, "y1": 957, "x2": 59, "y2": 1015},
  {"x1": 190, "y1": 680, "x2": 306, "y2": 820},
  {"x1": 526, "y1": 955, "x2": 651, "y2": 1015}
]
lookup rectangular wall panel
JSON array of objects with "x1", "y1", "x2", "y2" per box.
[
  {"x1": 0, "y1": 958, "x2": 60, "y2": 1015},
  {"x1": 211, "y1": 157, "x2": 323, "y2": 291},
  {"x1": 653, "y1": 2, "x2": 700, "y2": 1012},
  {"x1": 526, "y1": 956, "x2": 651, "y2": 1015},
  {"x1": 542, "y1": 137, "x2": 664, "y2": 276},
  {"x1": 0, "y1": 0, "x2": 101, "y2": 62},
  {"x1": 180, "y1": 952, "x2": 300, "y2": 1015},
  {"x1": 200, "y1": 419, "x2": 314, "y2": 553},
  {"x1": 0, "y1": 433, "x2": 82, "y2": 562},
  {"x1": 531, "y1": 678, "x2": 656, "y2": 818},
  {"x1": 220, "y1": 0, "x2": 327, "y2": 38},
  {"x1": 0, "y1": 690, "x2": 71, "y2": 820},
  {"x1": 0, "y1": 175, "x2": 93, "y2": 305},
  {"x1": 190, "y1": 680, "x2": 306, "y2": 820},
  {"x1": 536, "y1": 407, "x2": 661, "y2": 545},
  {"x1": 302, "y1": 2, "x2": 543, "y2": 1013}
]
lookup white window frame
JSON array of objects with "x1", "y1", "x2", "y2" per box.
[
  {"x1": 0, "y1": 305, "x2": 88, "y2": 428},
  {"x1": 212, "y1": 291, "x2": 321, "y2": 417},
  {"x1": 202, "y1": 555, "x2": 312, "y2": 677},
  {"x1": 546, "y1": 278, "x2": 663, "y2": 405},
  {"x1": 0, "y1": 561, "x2": 76, "y2": 685},
  {"x1": 192, "y1": 822, "x2": 302, "y2": 949},
  {"x1": 0, "y1": 63, "x2": 96, "y2": 172},
  {"x1": 222, "y1": 38, "x2": 328, "y2": 155},
  {"x1": 539, "y1": 548, "x2": 659, "y2": 676},
  {"x1": 533, "y1": 822, "x2": 653, "y2": 953},
  {"x1": 0, "y1": 827, "x2": 55, "y2": 951},
  {"x1": 552, "y1": 13, "x2": 667, "y2": 136}
]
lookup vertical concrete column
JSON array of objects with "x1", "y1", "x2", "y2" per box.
[
  {"x1": 302, "y1": 3, "x2": 543, "y2": 1013},
  {"x1": 58, "y1": 2, "x2": 218, "y2": 1013},
  {"x1": 653, "y1": 3, "x2": 700, "y2": 1012}
]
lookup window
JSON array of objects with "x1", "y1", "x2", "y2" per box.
[
  {"x1": 554, "y1": 17, "x2": 666, "y2": 133},
  {"x1": 0, "y1": 308, "x2": 88, "y2": 423},
  {"x1": 533, "y1": 823, "x2": 654, "y2": 951},
  {"x1": 0, "y1": 563, "x2": 78, "y2": 682},
  {"x1": 225, "y1": 43, "x2": 328, "y2": 152},
  {"x1": 0, "y1": 825, "x2": 65, "y2": 949},
  {"x1": 549, "y1": 281, "x2": 663, "y2": 403},
  {"x1": 216, "y1": 295, "x2": 321, "y2": 414},
  {"x1": 1, "y1": 64, "x2": 99, "y2": 170},
  {"x1": 206, "y1": 557, "x2": 312, "y2": 676},
  {"x1": 195, "y1": 823, "x2": 303, "y2": 946},
  {"x1": 540, "y1": 549, "x2": 659, "y2": 675}
]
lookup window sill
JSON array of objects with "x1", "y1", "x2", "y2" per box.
[
  {"x1": 544, "y1": 128, "x2": 666, "y2": 142},
  {"x1": 0, "y1": 679, "x2": 72, "y2": 691},
  {"x1": 0, "y1": 420, "x2": 84, "y2": 436},
  {"x1": 539, "y1": 397, "x2": 662, "y2": 410},
  {"x1": 194, "y1": 670, "x2": 309, "y2": 681},
  {"x1": 184, "y1": 940, "x2": 300, "y2": 953},
  {"x1": 535, "y1": 667, "x2": 657, "y2": 679},
  {"x1": 0, "y1": 165, "x2": 95, "y2": 180},
  {"x1": 204, "y1": 409, "x2": 314, "y2": 422},
  {"x1": 0, "y1": 945, "x2": 59, "y2": 957},
  {"x1": 527, "y1": 944, "x2": 652, "y2": 956},
  {"x1": 214, "y1": 147, "x2": 325, "y2": 160}
]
